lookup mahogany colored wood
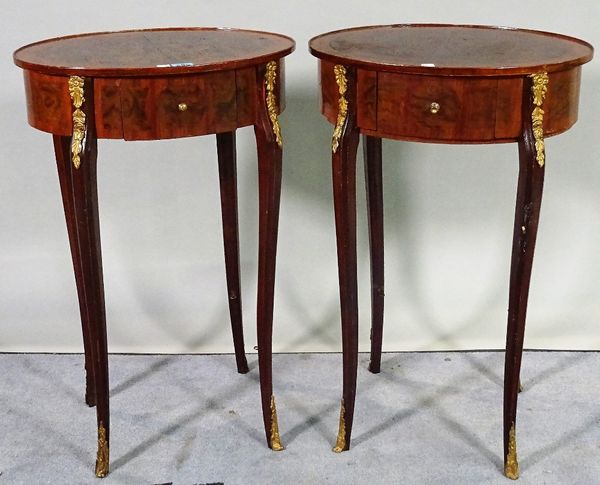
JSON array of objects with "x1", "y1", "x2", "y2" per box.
[
  {"x1": 52, "y1": 77, "x2": 110, "y2": 475},
  {"x1": 495, "y1": 77, "x2": 524, "y2": 140},
  {"x1": 15, "y1": 27, "x2": 294, "y2": 477},
  {"x1": 377, "y1": 73, "x2": 498, "y2": 142},
  {"x1": 544, "y1": 67, "x2": 582, "y2": 136},
  {"x1": 319, "y1": 64, "x2": 584, "y2": 144},
  {"x1": 54, "y1": 134, "x2": 96, "y2": 407},
  {"x1": 356, "y1": 70, "x2": 377, "y2": 131},
  {"x1": 14, "y1": 28, "x2": 295, "y2": 77},
  {"x1": 276, "y1": 59, "x2": 286, "y2": 113},
  {"x1": 17, "y1": 29, "x2": 292, "y2": 139},
  {"x1": 94, "y1": 78, "x2": 123, "y2": 139},
  {"x1": 21, "y1": 64, "x2": 287, "y2": 140},
  {"x1": 23, "y1": 70, "x2": 71, "y2": 136},
  {"x1": 233, "y1": 60, "x2": 285, "y2": 127},
  {"x1": 310, "y1": 24, "x2": 593, "y2": 76},
  {"x1": 331, "y1": 66, "x2": 360, "y2": 452},
  {"x1": 503, "y1": 74, "x2": 545, "y2": 478},
  {"x1": 236, "y1": 67, "x2": 258, "y2": 127},
  {"x1": 363, "y1": 135, "x2": 384, "y2": 374},
  {"x1": 254, "y1": 61, "x2": 285, "y2": 450},
  {"x1": 119, "y1": 72, "x2": 238, "y2": 140},
  {"x1": 217, "y1": 131, "x2": 249, "y2": 375},
  {"x1": 311, "y1": 24, "x2": 593, "y2": 477},
  {"x1": 319, "y1": 60, "x2": 339, "y2": 125}
]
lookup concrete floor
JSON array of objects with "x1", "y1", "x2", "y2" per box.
[{"x1": 0, "y1": 352, "x2": 599, "y2": 485}]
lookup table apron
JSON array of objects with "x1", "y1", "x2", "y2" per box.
[
  {"x1": 22, "y1": 61, "x2": 286, "y2": 140},
  {"x1": 319, "y1": 60, "x2": 581, "y2": 143}
]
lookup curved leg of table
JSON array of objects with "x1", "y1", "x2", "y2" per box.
[
  {"x1": 54, "y1": 136, "x2": 97, "y2": 407},
  {"x1": 503, "y1": 75, "x2": 546, "y2": 480},
  {"x1": 331, "y1": 66, "x2": 360, "y2": 452},
  {"x1": 53, "y1": 78, "x2": 110, "y2": 477},
  {"x1": 216, "y1": 131, "x2": 249, "y2": 374},
  {"x1": 254, "y1": 62, "x2": 284, "y2": 451},
  {"x1": 363, "y1": 135, "x2": 384, "y2": 374}
]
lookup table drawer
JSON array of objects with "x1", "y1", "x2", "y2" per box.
[
  {"x1": 23, "y1": 69, "x2": 246, "y2": 140},
  {"x1": 119, "y1": 71, "x2": 238, "y2": 140},
  {"x1": 377, "y1": 73, "x2": 498, "y2": 142},
  {"x1": 24, "y1": 62, "x2": 286, "y2": 140}
]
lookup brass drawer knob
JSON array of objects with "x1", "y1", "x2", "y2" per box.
[
  {"x1": 430, "y1": 102, "x2": 440, "y2": 114},
  {"x1": 178, "y1": 102, "x2": 188, "y2": 112}
]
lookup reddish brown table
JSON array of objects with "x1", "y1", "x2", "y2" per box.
[
  {"x1": 14, "y1": 27, "x2": 295, "y2": 477},
  {"x1": 310, "y1": 24, "x2": 593, "y2": 479}
]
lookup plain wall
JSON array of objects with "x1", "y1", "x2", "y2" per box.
[{"x1": 1, "y1": 1, "x2": 599, "y2": 353}]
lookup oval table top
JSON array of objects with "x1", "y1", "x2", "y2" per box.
[
  {"x1": 14, "y1": 27, "x2": 296, "y2": 77},
  {"x1": 309, "y1": 24, "x2": 593, "y2": 76}
]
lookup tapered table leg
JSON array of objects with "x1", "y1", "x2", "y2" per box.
[
  {"x1": 363, "y1": 135, "x2": 384, "y2": 374},
  {"x1": 503, "y1": 73, "x2": 547, "y2": 480},
  {"x1": 216, "y1": 131, "x2": 249, "y2": 374},
  {"x1": 331, "y1": 65, "x2": 360, "y2": 452},
  {"x1": 54, "y1": 136, "x2": 96, "y2": 407},
  {"x1": 53, "y1": 77, "x2": 110, "y2": 477},
  {"x1": 254, "y1": 61, "x2": 284, "y2": 451}
]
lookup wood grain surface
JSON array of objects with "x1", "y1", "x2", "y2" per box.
[
  {"x1": 14, "y1": 27, "x2": 295, "y2": 77},
  {"x1": 310, "y1": 24, "x2": 593, "y2": 76}
]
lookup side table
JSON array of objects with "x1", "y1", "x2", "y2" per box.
[
  {"x1": 310, "y1": 24, "x2": 593, "y2": 479},
  {"x1": 14, "y1": 27, "x2": 295, "y2": 477}
]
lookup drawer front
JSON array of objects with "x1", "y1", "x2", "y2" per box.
[
  {"x1": 120, "y1": 71, "x2": 238, "y2": 140},
  {"x1": 377, "y1": 73, "x2": 498, "y2": 142},
  {"x1": 23, "y1": 63, "x2": 286, "y2": 140}
]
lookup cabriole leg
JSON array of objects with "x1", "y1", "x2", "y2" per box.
[
  {"x1": 503, "y1": 72, "x2": 548, "y2": 480},
  {"x1": 254, "y1": 60, "x2": 284, "y2": 451},
  {"x1": 331, "y1": 65, "x2": 360, "y2": 452},
  {"x1": 216, "y1": 131, "x2": 249, "y2": 374},
  {"x1": 55, "y1": 76, "x2": 110, "y2": 477},
  {"x1": 54, "y1": 135, "x2": 97, "y2": 407},
  {"x1": 363, "y1": 135, "x2": 384, "y2": 374}
]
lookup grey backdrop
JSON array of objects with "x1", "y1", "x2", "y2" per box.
[{"x1": 1, "y1": 1, "x2": 599, "y2": 353}]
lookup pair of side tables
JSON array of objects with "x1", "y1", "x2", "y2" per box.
[{"x1": 13, "y1": 25, "x2": 593, "y2": 479}]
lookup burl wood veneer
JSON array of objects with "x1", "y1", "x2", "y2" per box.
[
  {"x1": 310, "y1": 23, "x2": 593, "y2": 480},
  {"x1": 14, "y1": 27, "x2": 295, "y2": 478}
]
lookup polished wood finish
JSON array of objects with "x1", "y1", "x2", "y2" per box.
[
  {"x1": 331, "y1": 66, "x2": 360, "y2": 451},
  {"x1": 119, "y1": 72, "x2": 238, "y2": 140},
  {"x1": 310, "y1": 24, "x2": 593, "y2": 76},
  {"x1": 363, "y1": 135, "x2": 384, "y2": 374},
  {"x1": 319, "y1": 60, "x2": 339, "y2": 126},
  {"x1": 503, "y1": 74, "x2": 545, "y2": 477},
  {"x1": 543, "y1": 67, "x2": 582, "y2": 136},
  {"x1": 217, "y1": 131, "x2": 249, "y2": 375},
  {"x1": 377, "y1": 73, "x2": 498, "y2": 142},
  {"x1": 21, "y1": 61, "x2": 287, "y2": 140},
  {"x1": 254, "y1": 62, "x2": 285, "y2": 447},
  {"x1": 54, "y1": 132, "x2": 96, "y2": 407},
  {"x1": 310, "y1": 24, "x2": 593, "y2": 478},
  {"x1": 23, "y1": 70, "x2": 72, "y2": 136},
  {"x1": 15, "y1": 27, "x2": 294, "y2": 477},
  {"x1": 52, "y1": 77, "x2": 110, "y2": 473},
  {"x1": 14, "y1": 28, "x2": 295, "y2": 77},
  {"x1": 319, "y1": 63, "x2": 583, "y2": 144},
  {"x1": 94, "y1": 78, "x2": 123, "y2": 139},
  {"x1": 356, "y1": 69, "x2": 377, "y2": 132},
  {"x1": 236, "y1": 67, "x2": 258, "y2": 127}
]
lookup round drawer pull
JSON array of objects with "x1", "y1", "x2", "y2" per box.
[
  {"x1": 430, "y1": 102, "x2": 440, "y2": 114},
  {"x1": 178, "y1": 103, "x2": 188, "y2": 112}
]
